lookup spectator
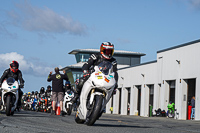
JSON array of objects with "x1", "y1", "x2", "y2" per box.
[
  {"x1": 191, "y1": 96, "x2": 195, "y2": 120},
  {"x1": 47, "y1": 67, "x2": 69, "y2": 116}
]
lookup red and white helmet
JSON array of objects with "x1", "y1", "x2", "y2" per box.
[
  {"x1": 10, "y1": 60, "x2": 19, "y2": 73},
  {"x1": 100, "y1": 42, "x2": 114, "y2": 59}
]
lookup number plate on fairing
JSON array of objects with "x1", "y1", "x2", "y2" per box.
[{"x1": 97, "y1": 76, "x2": 103, "y2": 79}]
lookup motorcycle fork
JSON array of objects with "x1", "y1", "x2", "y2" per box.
[{"x1": 87, "y1": 89, "x2": 105, "y2": 110}]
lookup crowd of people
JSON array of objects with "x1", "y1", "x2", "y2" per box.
[
  {"x1": 21, "y1": 80, "x2": 73, "y2": 116},
  {"x1": 21, "y1": 86, "x2": 53, "y2": 113}
]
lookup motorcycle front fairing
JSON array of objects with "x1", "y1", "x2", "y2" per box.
[
  {"x1": 1, "y1": 78, "x2": 19, "y2": 112},
  {"x1": 63, "y1": 91, "x2": 74, "y2": 113},
  {"x1": 77, "y1": 63, "x2": 116, "y2": 120}
]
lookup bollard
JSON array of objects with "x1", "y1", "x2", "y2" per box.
[{"x1": 188, "y1": 105, "x2": 192, "y2": 120}]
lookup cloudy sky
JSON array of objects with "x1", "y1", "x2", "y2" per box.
[{"x1": 0, "y1": 0, "x2": 200, "y2": 93}]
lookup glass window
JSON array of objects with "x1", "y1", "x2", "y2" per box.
[
  {"x1": 114, "y1": 56, "x2": 131, "y2": 65},
  {"x1": 114, "y1": 56, "x2": 140, "y2": 66},
  {"x1": 75, "y1": 53, "x2": 90, "y2": 63},
  {"x1": 73, "y1": 74, "x2": 77, "y2": 81},
  {"x1": 72, "y1": 72, "x2": 84, "y2": 81}
]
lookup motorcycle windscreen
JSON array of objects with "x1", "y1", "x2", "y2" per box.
[
  {"x1": 98, "y1": 61, "x2": 112, "y2": 75},
  {"x1": 6, "y1": 77, "x2": 15, "y2": 86}
]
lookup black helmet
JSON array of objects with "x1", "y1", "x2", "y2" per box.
[
  {"x1": 40, "y1": 87, "x2": 45, "y2": 94},
  {"x1": 65, "y1": 81, "x2": 71, "y2": 89},
  {"x1": 35, "y1": 91, "x2": 38, "y2": 95},
  {"x1": 100, "y1": 42, "x2": 114, "y2": 59},
  {"x1": 31, "y1": 91, "x2": 34, "y2": 95},
  {"x1": 47, "y1": 85, "x2": 51, "y2": 89},
  {"x1": 47, "y1": 85, "x2": 51, "y2": 93}
]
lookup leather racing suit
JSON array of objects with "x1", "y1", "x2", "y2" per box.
[{"x1": 72, "y1": 52, "x2": 118, "y2": 103}]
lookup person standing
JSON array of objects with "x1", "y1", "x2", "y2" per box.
[
  {"x1": 47, "y1": 67, "x2": 69, "y2": 116},
  {"x1": 191, "y1": 96, "x2": 195, "y2": 120}
]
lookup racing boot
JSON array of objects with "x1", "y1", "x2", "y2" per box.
[{"x1": 17, "y1": 99, "x2": 21, "y2": 112}]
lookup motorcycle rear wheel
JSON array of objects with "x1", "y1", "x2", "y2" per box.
[
  {"x1": 85, "y1": 95, "x2": 103, "y2": 126},
  {"x1": 6, "y1": 96, "x2": 12, "y2": 116}
]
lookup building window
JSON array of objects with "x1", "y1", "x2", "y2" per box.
[
  {"x1": 73, "y1": 72, "x2": 83, "y2": 81},
  {"x1": 75, "y1": 53, "x2": 90, "y2": 63}
]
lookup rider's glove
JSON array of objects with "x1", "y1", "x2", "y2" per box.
[{"x1": 20, "y1": 84, "x2": 24, "y2": 88}]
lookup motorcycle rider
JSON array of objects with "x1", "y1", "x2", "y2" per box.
[
  {"x1": 65, "y1": 81, "x2": 72, "y2": 94},
  {"x1": 40, "y1": 87, "x2": 46, "y2": 98},
  {"x1": 46, "y1": 85, "x2": 52, "y2": 97},
  {"x1": 71, "y1": 42, "x2": 118, "y2": 104},
  {"x1": 0, "y1": 60, "x2": 24, "y2": 111},
  {"x1": 34, "y1": 91, "x2": 39, "y2": 99},
  {"x1": 31, "y1": 91, "x2": 35, "y2": 99}
]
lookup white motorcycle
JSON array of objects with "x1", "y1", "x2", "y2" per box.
[
  {"x1": 63, "y1": 90, "x2": 74, "y2": 115},
  {"x1": 0, "y1": 77, "x2": 22, "y2": 116},
  {"x1": 75, "y1": 61, "x2": 116, "y2": 126}
]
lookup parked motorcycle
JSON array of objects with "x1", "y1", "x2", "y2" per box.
[
  {"x1": 0, "y1": 77, "x2": 23, "y2": 116},
  {"x1": 167, "y1": 102, "x2": 175, "y2": 118},
  {"x1": 63, "y1": 90, "x2": 74, "y2": 115},
  {"x1": 75, "y1": 61, "x2": 116, "y2": 126}
]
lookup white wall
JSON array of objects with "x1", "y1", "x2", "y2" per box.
[
  {"x1": 114, "y1": 62, "x2": 157, "y2": 117},
  {"x1": 157, "y1": 42, "x2": 200, "y2": 120},
  {"x1": 107, "y1": 40, "x2": 200, "y2": 120}
]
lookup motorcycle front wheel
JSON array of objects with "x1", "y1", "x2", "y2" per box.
[
  {"x1": 66, "y1": 104, "x2": 72, "y2": 115},
  {"x1": 6, "y1": 95, "x2": 12, "y2": 116},
  {"x1": 85, "y1": 95, "x2": 103, "y2": 126}
]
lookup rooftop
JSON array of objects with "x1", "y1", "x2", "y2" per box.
[
  {"x1": 60, "y1": 62, "x2": 85, "y2": 71},
  {"x1": 157, "y1": 39, "x2": 200, "y2": 53},
  {"x1": 69, "y1": 49, "x2": 145, "y2": 56}
]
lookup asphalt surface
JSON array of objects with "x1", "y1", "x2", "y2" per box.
[{"x1": 0, "y1": 110, "x2": 200, "y2": 133}]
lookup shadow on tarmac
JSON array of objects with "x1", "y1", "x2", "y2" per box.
[
  {"x1": 100, "y1": 118, "x2": 140, "y2": 124},
  {"x1": 0, "y1": 111, "x2": 49, "y2": 118},
  {"x1": 94, "y1": 123, "x2": 151, "y2": 128}
]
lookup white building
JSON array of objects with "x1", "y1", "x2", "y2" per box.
[{"x1": 106, "y1": 39, "x2": 200, "y2": 120}]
